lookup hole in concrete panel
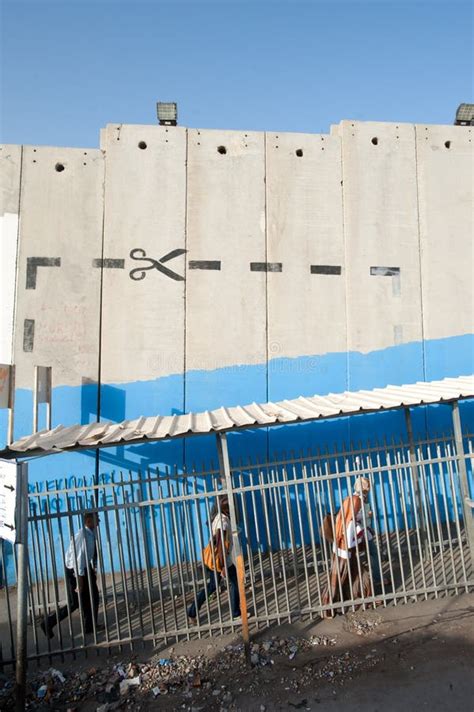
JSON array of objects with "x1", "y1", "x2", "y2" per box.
[
  {"x1": 371, "y1": 137, "x2": 378, "y2": 145},
  {"x1": 295, "y1": 149, "x2": 303, "y2": 157},
  {"x1": 55, "y1": 163, "x2": 65, "y2": 172},
  {"x1": 444, "y1": 140, "x2": 451, "y2": 149},
  {"x1": 138, "y1": 141, "x2": 147, "y2": 149},
  {"x1": 217, "y1": 145, "x2": 227, "y2": 154}
]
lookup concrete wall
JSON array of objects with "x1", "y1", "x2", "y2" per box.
[
  {"x1": 1, "y1": 120, "x2": 473, "y2": 475},
  {"x1": 3, "y1": 146, "x2": 104, "y2": 480}
]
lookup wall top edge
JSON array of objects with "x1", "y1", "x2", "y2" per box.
[
  {"x1": 2, "y1": 120, "x2": 470, "y2": 153},
  {"x1": 1, "y1": 143, "x2": 99, "y2": 153}
]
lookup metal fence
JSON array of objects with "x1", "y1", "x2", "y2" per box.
[{"x1": 1, "y1": 432, "x2": 473, "y2": 667}]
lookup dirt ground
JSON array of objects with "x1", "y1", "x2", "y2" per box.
[
  {"x1": 151, "y1": 593, "x2": 474, "y2": 712},
  {"x1": 1, "y1": 593, "x2": 473, "y2": 711}
]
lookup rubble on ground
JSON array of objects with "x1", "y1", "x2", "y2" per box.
[
  {"x1": 0, "y1": 628, "x2": 383, "y2": 711},
  {"x1": 343, "y1": 610, "x2": 382, "y2": 636}
]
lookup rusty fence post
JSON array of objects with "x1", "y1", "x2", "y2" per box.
[{"x1": 216, "y1": 433, "x2": 250, "y2": 663}]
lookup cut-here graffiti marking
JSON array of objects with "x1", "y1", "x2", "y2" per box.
[
  {"x1": 23, "y1": 319, "x2": 35, "y2": 352},
  {"x1": 26, "y1": 257, "x2": 61, "y2": 289},
  {"x1": 188, "y1": 260, "x2": 221, "y2": 270},
  {"x1": 310, "y1": 265, "x2": 342, "y2": 275},
  {"x1": 24, "y1": 254, "x2": 402, "y2": 285},
  {"x1": 129, "y1": 248, "x2": 187, "y2": 281},
  {"x1": 93, "y1": 258, "x2": 125, "y2": 269},
  {"x1": 370, "y1": 266, "x2": 401, "y2": 296},
  {"x1": 250, "y1": 262, "x2": 283, "y2": 272}
]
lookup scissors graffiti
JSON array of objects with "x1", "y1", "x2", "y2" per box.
[{"x1": 129, "y1": 248, "x2": 187, "y2": 282}]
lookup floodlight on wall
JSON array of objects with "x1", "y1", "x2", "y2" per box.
[
  {"x1": 454, "y1": 103, "x2": 474, "y2": 126},
  {"x1": 157, "y1": 102, "x2": 178, "y2": 126}
]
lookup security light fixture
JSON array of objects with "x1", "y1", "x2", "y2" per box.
[
  {"x1": 454, "y1": 103, "x2": 474, "y2": 126},
  {"x1": 157, "y1": 102, "x2": 178, "y2": 126}
]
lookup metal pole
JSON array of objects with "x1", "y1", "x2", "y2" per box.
[
  {"x1": 404, "y1": 408, "x2": 428, "y2": 560},
  {"x1": 216, "y1": 433, "x2": 250, "y2": 662},
  {"x1": 33, "y1": 367, "x2": 38, "y2": 433},
  {"x1": 46, "y1": 367, "x2": 52, "y2": 431},
  {"x1": 451, "y1": 401, "x2": 474, "y2": 561},
  {"x1": 8, "y1": 365, "x2": 15, "y2": 445},
  {"x1": 15, "y1": 462, "x2": 29, "y2": 712}
]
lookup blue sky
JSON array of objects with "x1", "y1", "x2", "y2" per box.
[{"x1": 1, "y1": 0, "x2": 472, "y2": 148}]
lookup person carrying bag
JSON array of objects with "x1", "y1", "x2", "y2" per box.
[{"x1": 187, "y1": 496, "x2": 241, "y2": 624}]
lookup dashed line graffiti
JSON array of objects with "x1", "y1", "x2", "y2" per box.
[{"x1": 24, "y1": 254, "x2": 402, "y2": 284}]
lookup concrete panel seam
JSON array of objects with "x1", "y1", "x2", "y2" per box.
[
  {"x1": 182, "y1": 127, "x2": 188, "y2": 466},
  {"x1": 413, "y1": 125, "x2": 428, "y2": 385}
]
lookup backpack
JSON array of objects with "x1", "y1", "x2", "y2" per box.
[
  {"x1": 202, "y1": 530, "x2": 230, "y2": 572},
  {"x1": 321, "y1": 514, "x2": 334, "y2": 543}
]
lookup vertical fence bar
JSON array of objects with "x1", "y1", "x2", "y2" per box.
[
  {"x1": 168, "y1": 478, "x2": 188, "y2": 637},
  {"x1": 216, "y1": 433, "x2": 250, "y2": 662},
  {"x1": 55, "y1": 485, "x2": 76, "y2": 655},
  {"x1": 147, "y1": 470, "x2": 168, "y2": 642},
  {"x1": 445, "y1": 444, "x2": 469, "y2": 590},
  {"x1": 281, "y1": 462, "x2": 301, "y2": 613},
  {"x1": 236, "y1": 464, "x2": 259, "y2": 627},
  {"x1": 248, "y1": 459, "x2": 271, "y2": 625},
  {"x1": 405, "y1": 409, "x2": 428, "y2": 562},
  {"x1": 101, "y1": 479, "x2": 122, "y2": 649},
  {"x1": 257, "y1": 461, "x2": 280, "y2": 623},
  {"x1": 111, "y1": 483, "x2": 133, "y2": 648},
  {"x1": 365, "y1": 452, "x2": 386, "y2": 602},
  {"x1": 425, "y1": 443, "x2": 448, "y2": 591},
  {"x1": 436, "y1": 442, "x2": 458, "y2": 592},
  {"x1": 270, "y1": 464, "x2": 291, "y2": 618},
  {"x1": 301, "y1": 460, "x2": 322, "y2": 610},
  {"x1": 452, "y1": 402, "x2": 474, "y2": 565},
  {"x1": 394, "y1": 449, "x2": 417, "y2": 597},
  {"x1": 376, "y1": 452, "x2": 396, "y2": 603},
  {"x1": 157, "y1": 476, "x2": 179, "y2": 634},
  {"x1": 44, "y1": 497, "x2": 65, "y2": 656},
  {"x1": 292, "y1": 462, "x2": 311, "y2": 615}
]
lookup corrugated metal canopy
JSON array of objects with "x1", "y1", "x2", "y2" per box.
[{"x1": 1, "y1": 375, "x2": 473, "y2": 460}]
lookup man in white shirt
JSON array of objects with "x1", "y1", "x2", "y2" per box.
[{"x1": 41, "y1": 511, "x2": 101, "y2": 638}]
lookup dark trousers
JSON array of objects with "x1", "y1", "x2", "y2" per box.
[
  {"x1": 47, "y1": 567, "x2": 99, "y2": 633},
  {"x1": 188, "y1": 564, "x2": 240, "y2": 619}
]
